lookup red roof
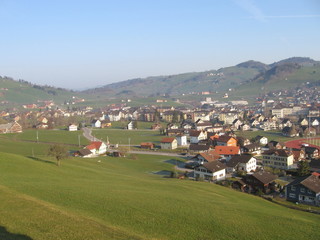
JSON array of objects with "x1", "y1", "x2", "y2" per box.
[
  {"x1": 215, "y1": 146, "x2": 240, "y2": 155},
  {"x1": 161, "y1": 137, "x2": 175, "y2": 143},
  {"x1": 86, "y1": 141, "x2": 103, "y2": 150}
]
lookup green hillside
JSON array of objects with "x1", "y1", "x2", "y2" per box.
[
  {"x1": 1, "y1": 57, "x2": 319, "y2": 107},
  {"x1": 234, "y1": 65, "x2": 320, "y2": 97},
  {"x1": 0, "y1": 131, "x2": 319, "y2": 239},
  {"x1": 84, "y1": 57, "x2": 320, "y2": 99},
  {"x1": 85, "y1": 67, "x2": 260, "y2": 96},
  {"x1": 0, "y1": 77, "x2": 90, "y2": 108}
]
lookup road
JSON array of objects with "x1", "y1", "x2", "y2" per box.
[
  {"x1": 82, "y1": 127, "x2": 96, "y2": 141},
  {"x1": 82, "y1": 127, "x2": 184, "y2": 157}
]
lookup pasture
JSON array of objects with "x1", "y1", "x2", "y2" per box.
[
  {"x1": 0, "y1": 130, "x2": 320, "y2": 239},
  {"x1": 92, "y1": 128, "x2": 164, "y2": 145},
  {"x1": 0, "y1": 147, "x2": 320, "y2": 239}
]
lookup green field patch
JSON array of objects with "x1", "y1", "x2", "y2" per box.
[
  {"x1": 0, "y1": 151, "x2": 320, "y2": 240},
  {"x1": 92, "y1": 128, "x2": 164, "y2": 145}
]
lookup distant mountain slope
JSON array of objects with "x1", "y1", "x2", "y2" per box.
[
  {"x1": 269, "y1": 57, "x2": 319, "y2": 68},
  {"x1": 236, "y1": 60, "x2": 270, "y2": 72},
  {"x1": 1, "y1": 57, "x2": 319, "y2": 107},
  {"x1": 0, "y1": 77, "x2": 87, "y2": 108},
  {"x1": 84, "y1": 67, "x2": 260, "y2": 96},
  {"x1": 84, "y1": 57, "x2": 320, "y2": 97}
]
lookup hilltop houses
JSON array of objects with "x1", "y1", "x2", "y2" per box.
[{"x1": 0, "y1": 121, "x2": 22, "y2": 134}]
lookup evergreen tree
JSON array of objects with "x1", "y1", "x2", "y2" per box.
[
  {"x1": 297, "y1": 160, "x2": 310, "y2": 177},
  {"x1": 172, "y1": 111, "x2": 179, "y2": 123}
]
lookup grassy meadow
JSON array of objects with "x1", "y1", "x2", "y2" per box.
[
  {"x1": 0, "y1": 130, "x2": 320, "y2": 239},
  {"x1": 92, "y1": 128, "x2": 164, "y2": 145},
  {"x1": 236, "y1": 130, "x2": 294, "y2": 143}
]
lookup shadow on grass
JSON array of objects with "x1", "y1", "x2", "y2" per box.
[
  {"x1": 27, "y1": 156, "x2": 55, "y2": 165},
  {"x1": 152, "y1": 170, "x2": 172, "y2": 177},
  {"x1": 0, "y1": 226, "x2": 33, "y2": 240},
  {"x1": 165, "y1": 159, "x2": 185, "y2": 168}
]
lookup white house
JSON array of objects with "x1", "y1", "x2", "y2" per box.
[
  {"x1": 194, "y1": 161, "x2": 226, "y2": 181},
  {"x1": 105, "y1": 111, "x2": 122, "y2": 121},
  {"x1": 226, "y1": 155, "x2": 257, "y2": 173},
  {"x1": 255, "y1": 136, "x2": 268, "y2": 145},
  {"x1": 68, "y1": 124, "x2": 78, "y2": 131},
  {"x1": 85, "y1": 141, "x2": 107, "y2": 155},
  {"x1": 176, "y1": 135, "x2": 187, "y2": 146},
  {"x1": 91, "y1": 119, "x2": 101, "y2": 128},
  {"x1": 189, "y1": 130, "x2": 207, "y2": 144},
  {"x1": 160, "y1": 138, "x2": 178, "y2": 150},
  {"x1": 311, "y1": 119, "x2": 319, "y2": 126},
  {"x1": 127, "y1": 121, "x2": 134, "y2": 130}
]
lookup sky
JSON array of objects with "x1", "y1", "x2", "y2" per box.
[{"x1": 0, "y1": 0, "x2": 319, "y2": 90}]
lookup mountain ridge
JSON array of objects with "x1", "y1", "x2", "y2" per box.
[{"x1": 83, "y1": 57, "x2": 320, "y2": 96}]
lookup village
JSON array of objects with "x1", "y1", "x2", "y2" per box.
[{"x1": 1, "y1": 90, "x2": 320, "y2": 209}]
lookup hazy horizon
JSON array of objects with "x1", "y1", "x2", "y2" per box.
[{"x1": 1, "y1": 0, "x2": 319, "y2": 90}]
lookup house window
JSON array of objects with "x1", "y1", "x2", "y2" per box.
[
  {"x1": 289, "y1": 193, "x2": 296, "y2": 198},
  {"x1": 300, "y1": 188, "x2": 305, "y2": 193},
  {"x1": 291, "y1": 186, "x2": 296, "y2": 191},
  {"x1": 219, "y1": 173, "x2": 223, "y2": 177},
  {"x1": 308, "y1": 190, "x2": 312, "y2": 194}
]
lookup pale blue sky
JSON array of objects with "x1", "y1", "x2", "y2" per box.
[{"x1": 0, "y1": 0, "x2": 319, "y2": 90}]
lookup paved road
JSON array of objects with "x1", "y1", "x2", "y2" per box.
[
  {"x1": 82, "y1": 127, "x2": 185, "y2": 157},
  {"x1": 82, "y1": 127, "x2": 96, "y2": 141}
]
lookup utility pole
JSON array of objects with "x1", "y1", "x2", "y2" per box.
[
  {"x1": 78, "y1": 134, "x2": 81, "y2": 147},
  {"x1": 128, "y1": 138, "x2": 131, "y2": 152},
  {"x1": 36, "y1": 130, "x2": 39, "y2": 143}
]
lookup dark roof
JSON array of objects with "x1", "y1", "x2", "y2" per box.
[
  {"x1": 287, "y1": 174, "x2": 320, "y2": 193},
  {"x1": 203, "y1": 161, "x2": 226, "y2": 172},
  {"x1": 227, "y1": 155, "x2": 253, "y2": 167},
  {"x1": 216, "y1": 135, "x2": 233, "y2": 143},
  {"x1": 189, "y1": 130, "x2": 202, "y2": 137},
  {"x1": 263, "y1": 149, "x2": 291, "y2": 157},
  {"x1": 304, "y1": 146, "x2": 319, "y2": 154},
  {"x1": 78, "y1": 148, "x2": 92, "y2": 156},
  {"x1": 189, "y1": 144, "x2": 210, "y2": 151},
  {"x1": 251, "y1": 171, "x2": 277, "y2": 184},
  {"x1": 242, "y1": 143, "x2": 261, "y2": 151}
]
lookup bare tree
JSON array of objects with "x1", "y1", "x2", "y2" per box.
[{"x1": 48, "y1": 144, "x2": 68, "y2": 166}]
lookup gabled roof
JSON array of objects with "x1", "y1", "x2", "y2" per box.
[
  {"x1": 86, "y1": 141, "x2": 103, "y2": 150},
  {"x1": 216, "y1": 135, "x2": 234, "y2": 143},
  {"x1": 242, "y1": 143, "x2": 261, "y2": 151},
  {"x1": 196, "y1": 150, "x2": 221, "y2": 162},
  {"x1": 189, "y1": 130, "x2": 202, "y2": 137},
  {"x1": 161, "y1": 137, "x2": 176, "y2": 143},
  {"x1": 140, "y1": 142, "x2": 154, "y2": 146},
  {"x1": 287, "y1": 174, "x2": 320, "y2": 193},
  {"x1": 226, "y1": 155, "x2": 255, "y2": 168},
  {"x1": 202, "y1": 161, "x2": 226, "y2": 173},
  {"x1": 215, "y1": 146, "x2": 240, "y2": 155},
  {"x1": 251, "y1": 171, "x2": 277, "y2": 184},
  {"x1": 78, "y1": 148, "x2": 93, "y2": 156},
  {"x1": 263, "y1": 149, "x2": 291, "y2": 157},
  {"x1": 189, "y1": 144, "x2": 210, "y2": 151}
]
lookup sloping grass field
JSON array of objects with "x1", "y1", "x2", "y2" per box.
[
  {"x1": 0, "y1": 131, "x2": 319, "y2": 239},
  {"x1": 92, "y1": 128, "x2": 164, "y2": 145}
]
